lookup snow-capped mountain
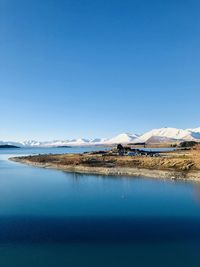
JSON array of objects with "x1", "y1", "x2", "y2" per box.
[
  {"x1": 14, "y1": 134, "x2": 138, "y2": 147},
  {"x1": 21, "y1": 140, "x2": 44, "y2": 147},
  {"x1": 1, "y1": 126, "x2": 200, "y2": 147},
  {"x1": 189, "y1": 127, "x2": 200, "y2": 133},
  {"x1": 104, "y1": 133, "x2": 138, "y2": 144},
  {"x1": 65, "y1": 138, "x2": 91, "y2": 146},
  {"x1": 139, "y1": 127, "x2": 200, "y2": 143},
  {"x1": 186, "y1": 127, "x2": 200, "y2": 140}
]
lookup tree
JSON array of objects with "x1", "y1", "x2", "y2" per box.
[{"x1": 117, "y1": 144, "x2": 124, "y2": 151}]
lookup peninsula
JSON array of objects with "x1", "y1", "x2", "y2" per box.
[{"x1": 10, "y1": 144, "x2": 200, "y2": 182}]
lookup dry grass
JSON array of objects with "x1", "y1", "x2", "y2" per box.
[{"x1": 16, "y1": 148, "x2": 200, "y2": 172}]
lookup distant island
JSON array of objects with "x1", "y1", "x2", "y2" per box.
[
  {"x1": 0, "y1": 145, "x2": 20, "y2": 149},
  {"x1": 56, "y1": 146, "x2": 72, "y2": 148}
]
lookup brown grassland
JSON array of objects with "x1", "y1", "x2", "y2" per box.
[{"x1": 10, "y1": 145, "x2": 200, "y2": 181}]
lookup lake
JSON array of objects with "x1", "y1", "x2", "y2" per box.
[{"x1": 1, "y1": 147, "x2": 200, "y2": 267}]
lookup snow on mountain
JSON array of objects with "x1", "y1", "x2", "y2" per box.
[
  {"x1": 21, "y1": 140, "x2": 44, "y2": 147},
  {"x1": 186, "y1": 127, "x2": 200, "y2": 140},
  {"x1": 65, "y1": 138, "x2": 91, "y2": 146},
  {"x1": 187, "y1": 127, "x2": 200, "y2": 132},
  {"x1": 139, "y1": 127, "x2": 200, "y2": 142},
  {"x1": 0, "y1": 134, "x2": 138, "y2": 147},
  {"x1": 39, "y1": 140, "x2": 74, "y2": 147},
  {"x1": 90, "y1": 138, "x2": 108, "y2": 144},
  {"x1": 19, "y1": 139, "x2": 90, "y2": 147},
  {"x1": 105, "y1": 133, "x2": 139, "y2": 144},
  {"x1": 85, "y1": 138, "x2": 108, "y2": 145},
  {"x1": 143, "y1": 136, "x2": 178, "y2": 144},
  {"x1": 1, "y1": 126, "x2": 200, "y2": 147}
]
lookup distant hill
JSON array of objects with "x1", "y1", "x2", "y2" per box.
[
  {"x1": 0, "y1": 145, "x2": 20, "y2": 149},
  {"x1": 56, "y1": 146, "x2": 72, "y2": 148}
]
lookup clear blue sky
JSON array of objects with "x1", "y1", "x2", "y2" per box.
[{"x1": 1, "y1": 0, "x2": 200, "y2": 141}]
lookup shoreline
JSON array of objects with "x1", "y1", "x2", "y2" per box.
[{"x1": 10, "y1": 156, "x2": 200, "y2": 183}]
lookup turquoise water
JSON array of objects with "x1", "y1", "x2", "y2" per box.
[{"x1": 1, "y1": 147, "x2": 200, "y2": 266}]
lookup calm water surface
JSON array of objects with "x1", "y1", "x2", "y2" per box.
[{"x1": 1, "y1": 147, "x2": 200, "y2": 267}]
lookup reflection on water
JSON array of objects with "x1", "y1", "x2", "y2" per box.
[
  {"x1": 195, "y1": 183, "x2": 200, "y2": 202},
  {"x1": 1, "y1": 147, "x2": 200, "y2": 266}
]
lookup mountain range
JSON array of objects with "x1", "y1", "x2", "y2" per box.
[{"x1": 1, "y1": 127, "x2": 200, "y2": 147}]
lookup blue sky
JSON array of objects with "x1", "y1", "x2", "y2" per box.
[{"x1": 1, "y1": 0, "x2": 200, "y2": 141}]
